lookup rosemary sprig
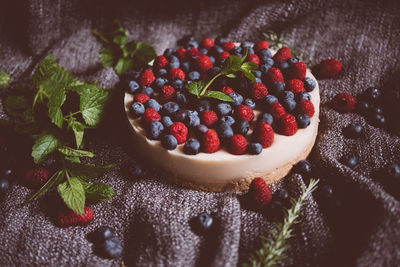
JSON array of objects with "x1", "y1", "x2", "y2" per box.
[{"x1": 244, "y1": 179, "x2": 319, "y2": 267}]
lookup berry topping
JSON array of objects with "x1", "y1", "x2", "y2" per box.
[
  {"x1": 276, "y1": 114, "x2": 298, "y2": 136},
  {"x1": 254, "y1": 40, "x2": 269, "y2": 51},
  {"x1": 196, "y1": 55, "x2": 213, "y2": 72},
  {"x1": 155, "y1": 55, "x2": 168, "y2": 68},
  {"x1": 202, "y1": 129, "x2": 220, "y2": 153},
  {"x1": 236, "y1": 105, "x2": 254, "y2": 122},
  {"x1": 143, "y1": 108, "x2": 161, "y2": 123},
  {"x1": 247, "y1": 54, "x2": 260, "y2": 66},
  {"x1": 139, "y1": 69, "x2": 155, "y2": 86},
  {"x1": 296, "y1": 114, "x2": 311, "y2": 128},
  {"x1": 273, "y1": 47, "x2": 291, "y2": 63},
  {"x1": 57, "y1": 206, "x2": 93, "y2": 227},
  {"x1": 286, "y1": 79, "x2": 305, "y2": 95},
  {"x1": 288, "y1": 61, "x2": 306, "y2": 80},
  {"x1": 333, "y1": 93, "x2": 356, "y2": 112},
  {"x1": 297, "y1": 100, "x2": 315, "y2": 117},
  {"x1": 248, "y1": 142, "x2": 263, "y2": 155},
  {"x1": 252, "y1": 82, "x2": 268, "y2": 100},
  {"x1": 363, "y1": 87, "x2": 381, "y2": 102},
  {"x1": 265, "y1": 67, "x2": 284, "y2": 83},
  {"x1": 161, "y1": 134, "x2": 178, "y2": 150},
  {"x1": 175, "y1": 47, "x2": 187, "y2": 61},
  {"x1": 170, "y1": 68, "x2": 186, "y2": 81},
  {"x1": 222, "y1": 86, "x2": 234, "y2": 95},
  {"x1": 222, "y1": 41, "x2": 235, "y2": 51},
  {"x1": 100, "y1": 237, "x2": 123, "y2": 259},
  {"x1": 219, "y1": 51, "x2": 230, "y2": 60},
  {"x1": 184, "y1": 138, "x2": 201, "y2": 155},
  {"x1": 169, "y1": 122, "x2": 188, "y2": 144},
  {"x1": 194, "y1": 212, "x2": 214, "y2": 234},
  {"x1": 23, "y1": 167, "x2": 49, "y2": 189},
  {"x1": 269, "y1": 102, "x2": 286, "y2": 119},
  {"x1": 201, "y1": 37, "x2": 214, "y2": 50},
  {"x1": 201, "y1": 110, "x2": 219, "y2": 127},
  {"x1": 317, "y1": 58, "x2": 342, "y2": 78},
  {"x1": 249, "y1": 177, "x2": 272, "y2": 209},
  {"x1": 161, "y1": 85, "x2": 176, "y2": 101},
  {"x1": 130, "y1": 102, "x2": 145, "y2": 117},
  {"x1": 253, "y1": 121, "x2": 274, "y2": 148},
  {"x1": 229, "y1": 134, "x2": 248, "y2": 155},
  {"x1": 135, "y1": 93, "x2": 150, "y2": 104},
  {"x1": 187, "y1": 47, "x2": 200, "y2": 58}
]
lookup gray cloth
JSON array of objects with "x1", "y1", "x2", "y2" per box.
[{"x1": 1, "y1": 0, "x2": 400, "y2": 266}]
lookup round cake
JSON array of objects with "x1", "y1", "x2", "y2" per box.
[{"x1": 123, "y1": 38, "x2": 319, "y2": 192}]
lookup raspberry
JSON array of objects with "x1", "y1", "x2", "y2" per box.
[
  {"x1": 236, "y1": 105, "x2": 254, "y2": 122},
  {"x1": 143, "y1": 108, "x2": 161, "y2": 123},
  {"x1": 332, "y1": 93, "x2": 356, "y2": 112},
  {"x1": 222, "y1": 86, "x2": 234, "y2": 95},
  {"x1": 269, "y1": 102, "x2": 286, "y2": 119},
  {"x1": 254, "y1": 40, "x2": 269, "y2": 51},
  {"x1": 219, "y1": 51, "x2": 230, "y2": 60},
  {"x1": 252, "y1": 82, "x2": 268, "y2": 100},
  {"x1": 266, "y1": 67, "x2": 284, "y2": 83},
  {"x1": 175, "y1": 47, "x2": 187, "y2": 61},
  {"x1": 23, "y1": 167, "x2": 49, "y2": 189},
  {"x1": 297, "y1": 100, "x2": 315, "y2": 117},
  {"x1": 139, "y1": 69, "x2": 155, "y2": 86},
  {"x1": 249, "y1": 177, "x2": 272, "y2": 209},
  {"x1": 247, "y1": 54, "x2": 260, "y2": 66},
  {"x1": 201, "y1": 110, "x2": 218, "y2": 127},
  {"x1": 187, "y1": 47, "x2": 200, "y2": 58},
  {"x1": 318, "y1": 58, "x2": 342, "y2": 78},
  {"x1": 135, "y1": 93, "x2": 150, "y2": 104},
  {"x1": 273, "y1": 47, "x2": 291, "y2": 62},
  {"x1": 222, "y1": 41, "x2": 235, "y2": 51},
  {"x1": 276, "y1": 114, "x2": 298, "y2": 136},
  {"x1": 161, "y1": 85, "x2": 175, "y2": 101},
  {"x1": 253, "y1": 121, "x2": 274, "y2": 148},
  {"x1": 170, "y1": 68, "x2": 186, "y2": 81},
  {"x1": 288, "y1": 61, "x2": 306, "y2": 80},
  {"x1": 202, "y1": 129, "x2": 220, "y2": 153},
  {"x1": 169, "y1": 122, "x2": 188, "y2": 144},
  {"x1": 57, "y1": 207, "x2": 93, "y2": 227},
  {"x1": 201, "y1": 37, "x2": 214, "y2": 50},
  {"x1": 155, "y1": 55, "x2": 168, "y2": 68},
  {"x1": 286, "y1": 79, "x2": 305, "y2": 95},
  {"x1": 196, "y1": 55, "x2": 213, "y2": 72},
  {"x1": 229, "y1": 134, "x2": 248, "y2": 155}
]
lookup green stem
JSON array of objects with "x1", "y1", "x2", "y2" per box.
[
  {"x1": 200, "y1": 73, "x2": 223, "y2": 96},
  {"x1": 64, "y1": 111, "x2": 81, "y2": 119},
  {"x1": 92, "y1": 29, "x2": 110, "y2": 44}
]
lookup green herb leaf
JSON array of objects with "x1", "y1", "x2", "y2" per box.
[
  {"x1": 226, "y1": 73, "x2": 236, "y2": 78},
  {"x1": 99, "y1": 47, "x2": 114, "y2": 67},
  {"x1": 4, "y1": 95, "x2": 34, "y2": 122},
  {"x1": 113, "y1": 35, "x2": 127, "y2": 47},
  {"x1": 240, "y1": 69, "x2": 257, "y2": 83},
  {"x1": 114, "y1": 58, "x2": 133, "y2": 76},
  {"x1": 133, "y1": 42, "x2": 157, "y2": 66},
  {"x1": 186, "y1": 81, "x2": 205, "y2": 97},
  {"x1": 24, "y1": 170, "x2": 64, "y2": 203},
  {"x1": 202, "y1": 91, "x2": 234, "y2": 102},
  {"x1": 32, "y1": 134, "x2": 60, "y2": 164},
  {"x1": 81, "y1": 181, "x2": 115, "y2": 203},
  {"x1": 68, "y1": 118, "x2": 85, "y2": 148},
  {"x1": 0, "y1": 72, "x2": 10, "y2": 88},
  {"x1": 57, "y1": 146, "x2": 94, "y2": 158},
  {"x1": 65, "y1": 156, "x2": 81, "y2": 163},
  {"x1": 79, "y1": 87, "x2": 109, "y2": 126},
  {"x1": 58, "y1": 177, "x2": 85, "y2": 215},
  {"x1": 43, "y1": 79, "x2": 66, "y2": 128},
  {"x1": 241, "y1": 61, "x2": 258, "y2": 72},
  {"x1": 67, "y1": 162, "x2": 116, "y2": 180},
  {"x1": 221, "y1": 55, "x2": 242, "y2": 75}
]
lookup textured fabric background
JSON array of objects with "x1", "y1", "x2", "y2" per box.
[{"x1": 0, "y1": 0, "x2": 400, "y2": 266}]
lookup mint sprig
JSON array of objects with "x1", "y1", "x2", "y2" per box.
[
  {"x1": 93, "y1": 20, "x2": 157, "y2": 75},
  {"x1": 0, "y1": 72, "x2": 10, "y2": 88},
  {"x1": 185, "y1": 48, "x2": 258, "y2": 102}
]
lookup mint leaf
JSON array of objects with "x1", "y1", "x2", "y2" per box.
[
  {"x1": 57, "y1": 146, "x2": 94, "y2": 158},
  {"x1": 0, "y1": 72, "x2": 10, "y2": 88},
  {"x1": 133, "y1": 42, "x2": 157, "y2": 66},
  {"x1": 79, "y1": 87, "x2": 109, "y2": 126},
  {"x1": 58, "y1": 177, "x2": 85, "y2": 215},
  {"x1": 240, "y1": 47, "x2": 249, "y2": 64},
  {"x1": 32, "y1": 134, "x2": 59, "y2": 164},
  {"x1": 203, "y1": 91, "x2": 234, "y2": 102},
  {"x1": 226, "y1": 73, "x2": 236, "y2": 78},
  {"x1": 113, "y1": 35, "x2": 127, "y2": 47},
  {"x1": 241, "y1": 61, "x2": 258, "y2": 72},
  {"x1": 65, "y1": 156, "x2": 81, "y2": 163},
  {"x1": 67, "y1": 162, "x2": 116, "y2": 180},
  {"x1": 99, "y1": 47, "x2": 114, "y2": 67},
  {"x1": 186, "y1": 81, "x2": 205, "y2": 97},
  {"x1": 115, "y1": 58, "x2": 133, "y2": 75},
  {"x1": 24, "y1": 170, "x2": 64, "y2": 203},
  {"x1": 43, "y1": 78, "x2": 66, "y2": 128},
  {"x1": 82, "y1": 181, "x2": 115, "y2": 203},
  {"x1": 221, "y1": 55, "x2": 242, "y2": 75},
  {"x1": 32, "y1": 55, "x2": 74, "y2": 89},
  {"x1": 241, "y1": 69, "x2": 257, "y2": 83},
  {"x1": 68, "y1": 118, "x2": 85, "y2": 148}
]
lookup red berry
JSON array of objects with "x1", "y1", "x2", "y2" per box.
[
  {"x1": 175, "y1": 47, "x2": 187, "y2": 61},
  {"x1": 155, "y1": 55, "x2": 168, "y2": 68},
  {"x1": 236, "y1": 105, "x2": 254, "y2": 122},
  {"x1": 187, "y1": 47, "x2": 200, "y2": 58},
  {"x1": 135, "y1": 93, "x2": 150, "y2": 104},
  {"x1": 253, "y1": 122, "x2": 274, "y2": 148},
  {"x1": 286, "y1": 79, "x2": 305, "y2": 95},
  {"x1": 139, "y1": 69, "x2": 155, "y2": 86},
  {"x1": 266, "y1": 67, "x2": 284, "y2": 83},
  {"x1": 196, "y1": 55, "x2": 213, "y2": 72},
  {"x1": 252, "y1": 82, "x2": 268, "y2": 100},
  {"x1": 249, "y1": 177, "x2": 272, "y2": 209},
  {"x1": 170, "y1": 68, "x2": 186, "y2": 81},
  {"x1": 276, "y1": 114, "x2": 298, "y2": 136},
  {"x1": 297, "y1": 100, "x2": 315, "y2": 117},
  {"x1": 219, "y1": 51, "x2": 230, "y2": 60},
  {"x1": 201, "y1": 37, "x2": 214, "y2": 50},
  {"x1": 318, "y1": 58, "x2": 342, "y2": 78},
  {"x1": 229, "y1": 134, "x2": 248, "y2": 155},
  {"x1": 269, "y1": 102, "x2": 286, "y2": 119},
  {"x1": 143, "y1": 108, "x2": 161, "y2": 123},
  {"x1": 273, "y1": 47, "x2": 291, "y2": 62},
  {"x1": 57, "y1": 206, "x2": 93, "y2": 227},
  {"x1": 222, "y1": 41, "x2": 235, "y2": 51},
  {"x1": 201, "y1": 110, "x2": 218, "y2": 127},
  {"x1": 254, "y1": 40, "x2": 269, "y2": 51},
  {"x1": 169, "y1": 122, "x2": 188, "y2": 144},
  {"x1": 332, "y1": 93, "x2": 356, "y2": 112},
  {"x1": 23, "y1": 167, "x2": 49, "y2": 189},
  {"x1": 247, "y1": 54, "x2": 260, "y2": 66},
  {"x1": 288, "y1": 61, "x2": 306, "y2": 80},
  {"x1": 202, "y1": 129, "x2": 220, "y2": 153},
  {"x1": 161, "y1": 85, "x2": 175, "y2": 101},
  {"x1": 221, "y1": 86, "x2": 234, "y2": 95}
]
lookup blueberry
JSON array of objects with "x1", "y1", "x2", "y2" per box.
[
  {"x1": 208, "y1": 67, "x2": 221, "y2": 77},
  {"x1": 282, "y1": 98, "x2": 296, "y2": 112},
  {"x1": 356, "y1": 101, "x2": 369, "y2": 115},
  {"x1": 209, "y1": 56, "x2": 216, "y2": 65},
  {"x1": 234, "y1": 120, "x2": 250, "y2": 136},
  {"x1": 125, "y1": 162, "x2": 144, "y2": 177},
  {"x1": 174, "y1": 109, "x2": 187, "y2": 122},
  {"x1": 386, "y1": 163, "x2": 400, "y2": 179},
  {"x1": 253, "y1": 70, "x2": 262, "y2": 78},
  {"x1": 154, "y1": 77, "x2": 167, "y2": 89},
  {"x1": 248, "y1": 142, "x2": 262, "y2": 155},
  {"x1": 287, "y1": 57, "x2": 299, "y2": 64},
  {"x1": 183, "y1": 138, "x2": 201, "y2": 155},
  {"x1": 145, "y1": 99, "x2": 161, "y2": 112},
  {"x1": 148, "y1": 121, "x2": 164, "y2": 140},
  {"x1": 364, "y1": 87, "x2": 381, "y2": 102},
  {"x1": 343, "y1": 155, "x2": 357, "y2": 168},
  {"x1": 122, "y1": 70, "x2": 141, "y2": 82},
  {"x1": 181, "y1": 61, "x2": 190, "y2": 73},
  {"x1": 220, "y1": 115, "x2": 235, "y2": 126},
  {"x1": 156, "y1": 68, "x2": 168, "y2": 77},
  {"x1": 140, "y1": 86, "x2": 154, "y2": 97},
  {"x1": 259, "y1": 64, "x2": 271, "y2": 73},
  {"x1": 276, "y1": 61, "x2": 289, "y2": 70},
  {"x1": 296, "y1": 92, "x2": 311, "y2": 101},
  {"x1": 169, "y1": 60, "x2": 180, "y2": 69},
  {"x1": 262, "y1": 57, "x2": 274, "y2": 67},
  {"x1": 163, "y1": 48, "x2": 174, "y2": 57},
  {"x1": 176, "y1": 92, "x2": 188, "y2": 106},
  {"x1": 161, "y1": 116, "x2": 173, "y2": 128},
  {"x1": 186, "y1": 40, "x2": 199, "y2": 49},
  {"x1": 370, "y1": 113, "x2": 386, "y2": 127},
  {"x1": 370, "y1": 105, "x2": 384, "y2": 115},
  {"x1": 127, "y1": 81, "x2": 140, "y2": 94},
  {"x1": 259, "y1": 113, "x2": 274, "y2": 125},
  {"x1": 1, "y1": 169, "x2": 13, "y2": 180},
  {"x1": 241, "y1": 41, "x2": 254, "y2": 48},
  {"x1": 196, "y1": 100, "x2": 210, "y2": 113},
  {"x1": 275, "y1": 189, "x2": 289, "y2": 202},
  {"x1": 264, "y1": 95, "x2": 279, "y2": 108},
  {"x1": 215, "y1": 36, "x2": 227, "y2": 45},
  {"x1": 294, "y1": 160, "x2": 312, "y2": 176},
  {"x1": 303, "y1": 77, "x2": 316, "y2": 92},
  {"x1": 101, "y1": 237, "x2": 123, "y2": 258},
  {"x1": 130, "y1": 102, "x2": 145, "y2": 117},
  {"x1": 161, "y1": 135, "x2": 178, "y2": 150},
  {"x1": 162, "y1": 102, "x2": 180, "y2": 115},
  {"x1": 197, "y1": 124, "x2": 209, "y2": 134},
  {"x1": 199, "y1": 48, "x2": 208, "y2": 55},
  {"x1": 244, "y1": 98, "x2": 256, "y2": 109},
  {"x1": 246, "y1": 47, "x2": 255, "y2": 55},
  {"x1": 216, "y1": 103, "x2": 232, "y2": 116},
  {"x1": 0, "y1": 179, "x2": 9, "y2": 193},
  {"x1": 218, "y1": 122, "x2": 234, "y2": 139},
  {"x1": 344, "y1": 123, "x2": 363, "y2": 138},
  {"x1": 280, "y1": 91, "x2": 295, "y2": 100},
  {"x1": 188, "y1": 71, "x2": 200, "y2": 81},
  {"x1": 255, "y1": 78, "x2": 262, "y2": 83},
  {"x1": 229, "y1": 92, "x2": 244, "y2": 107},
  {"x1": 270, "y1": 82, "x2": 285, "y2": 96},
  {"x1": 172, "y1": 79, "x2": 184, "y2": 90},
  {"x1": 195, "y1": 212, "x2": 213, "y2": 233},
  {"x1": 168, "y1": 55, "x2": 180, "y2": 63},
  {"x1": 186, "y1": 110, "x2": 201, "y2": 128},
  {"x1": 296, "y1": 114, "x2": 311, "y2": 128},
  {"x1": 92, "y1": 226, "x2": 116, "y2": 243},
  {"x1": 257, "y1": 49, "x2": 272, "y2": 59},
  {"x1": 210, "y1": 45, "x2": 224, "y2": 56},
  {"x1": 232, "y1": 46, "x2": 242, "y2": 55}
]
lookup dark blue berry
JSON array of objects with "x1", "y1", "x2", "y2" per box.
[
  {"x1": 258, "y1": 49, "x2": 272, "y2": 59},
  {"x1": 371, "y1": 113, "x2": 386, "y2": 127},
  {"x1": 210, "y1": 45, "x2": 224, "y2": 56},
  {"x1": 253, "y1": 70, "x2": 262, "y2": 78},
  {"x1": 218, "y1": 122, "x2": 234, "y2": 139},
  {"x1": 209, "y1": 56, "x2": 216, "y2": 65},
  {"x1": 386, "y1": 163, "x2": 400, "y2": 179},
  {"x1": 270, "y1": 82, "x2": 285, "y2": 96},
  {"x1": 216, "y1": 103, "x2": 232, "y2": 116},
  {"x1": 126, "y1": 162, "x2": 144, "y2": 177},
  {"x1": 244, "y1": 98, "x2": 256, "y2": 109},
  {"x1": 343, "y1": 155, "x2": 357, "y2": 168},
  {"x1": 197, "y1": 100, "x2": 211, "y2": 113},
  {"x1": 154, "y1": 77, "x2": 168, "y2": 89},
  {"x1": 183, "y1": 138, "x2": 201, "y2": 155},
  {"x1": 264, "y1": 95, "x2": 279, "y2": 108},
  {"x1": 294, "y1": 160, "x2": 312, "y2": 176},
  {"x1": 186, "y1": 40, "x2": 199, "y2": 49},
  {"x1": 169, "y1": 60, "x2": 180, "y2": 69},
  {"x1": 145, "y1": 99, "x2": 161, "y2": 112},
  {"x1": 101, "y1": 237, "x2": 123, "y2": 259},
  {"x1": 255, "y1": 78, "x2": 262, "y2": 83},
  {"x1": 296, "y1": 114, "x2": 311, "y2": 128},
  {"x1": 127, "y1": 81, "x2": 140, "y2": 94},
  {"x1": 370, "y1": 106, "x2": 383, "y2": 115},
  {"x1": 1, "y1": 169, "x2": 13, "y2": 180},
  {"x1": 280, "y1": 91, "x2": 295, "y2": 100},
  {"x1": 0, "y1": 179, "x2": 9, "y2": 193},
  {"x1": 161, "y1": 135, "x2": 178, "y2": 150},
  {"x1": 199, "y1": 48, "x2": 208, "y2": 55},
  {"x1": 195, "y1": 212, "x2": 213, "y2": 233},
  {"x1": 140, "y1": 86, "x2": 154, "y2": 97},
  {"x1": 161, "y1": 116, "x2": 173, "y2": 128},
  {"x1": 364, "y1": 87, "x2": 381, "y2": 102},
  {"x1": 344, "y1": 123, "x2": 363, "y2": 138},
  {"x1": 303, "y1": 77, "x2": 316, "y2": 92},
  {"x1": 232, "y1": 46, "x2": 242, "y2": 55},
  {"x1": 122, "y1": 70, "x2": 141, "y2": 81},
  {"x1": 92, "y1": 226, "x2": 116, "y2": 243},
  {"x1": 246, "y1": 47, "x2": 255, "y2": 55},
  {"x1": 176, "y1": 92, "x2": 188, "y2": 106},
  {"x1": 275, "y1": 189, "x2": 289, "y2": 202},
  {"x1": 263, "y1": 57, "x2": 274, "y2": 67},
  {"x1": 229, "y1": 92, "x2": 244, "y2": 107},
  {"x1": 276, "y1": 61, "x2": 289, "y2": 70},
  {"x1": 208, "y1": 66, "x2": 221, "y2": 77},
  {"x1": 287, "y1": 57, "x2": 299, "y2": 65},
  {"x1": 156, "y1": 68, "x2": 168, "y2": 77},
  {"x1": 356, "y1": 101, "x2": 369, "y2": 115},
  {"x1": 248, "y1": 142, "x2": 262, "y2": 155},
  {"x1": 130, "y1": 102, "x2": 145, "y2": 117},
  {"x1": 197, "y1": 124, "x2": 209, "y2": 134},
  {"x1": 234, "y1": 120, "x2": 250, "y2": 136},
  {"x1": 174, "y1": 109, "x2": 187, "y2": 122},
  {"x1": 259, "y1": 64, "x2": 271, "y2": 73},
  {"x1": 181, "y1": 61, "x2": 190, "y2": 73},
  {"x1": 186, "y1": 110, "x2": 200, "y2": 128},
  {"x1": 188, "y1": 71, "x2": 200, "y2": 81},
  {"x1": 241, "y1": 41, "x2": 254, "y2": 48},
  {"x1": 162, "y1": 102, "x2": 179, "y2": 115},
  {"x1": 220, "y1": 116, "x2": 235, "y2": 126},
  {"x1": 215, "y1": 37, "x2": 227, "y2": 45},
  {"x1": 172, "y1": 79, "x2": 184, "y2": 90},
  {"x1": 148, "y1": 121, "x2": 164, "y2": 140},
  {"x1": 282, "y1": 98, "x2": 296, "y2": 112},
  {"x1": 259, "y1": 113, "x2": 274, "y2": 125},
  {"x1": 168, "y1": 55, "x2": 179, "y2": 63},
  {"x1": 163, "y1": 48, "x2": 174, "y2": 57},
  {"x1": 296, "y1": 92, "x2": 311, "y2": 101}
]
